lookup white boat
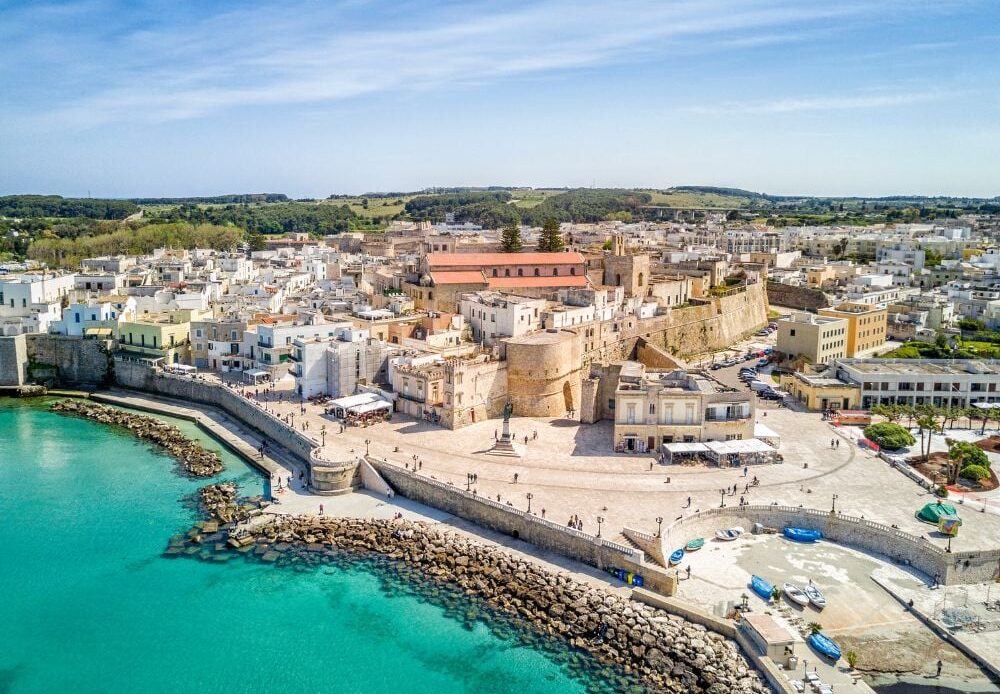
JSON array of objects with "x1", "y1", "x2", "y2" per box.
[
  {"x1": 804, "y1": 583, "x2": 827, "y2": 610},
  {"x1": 782, "y1": 582, "x2": 809, "y2": 607},
  {"x1": 714, "y1": 526, "x2": 745, "y2": 541}
]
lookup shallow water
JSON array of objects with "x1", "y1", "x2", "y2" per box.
[{"x1": 0, "y1": 400, "x2": 622, "y2": 694}]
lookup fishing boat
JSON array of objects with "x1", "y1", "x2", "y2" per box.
[
  {"x1": 782, "y1": 582, "x2": 809, "y2": 607},
  {"x1": 668, "y1": 548, "x2": 685, "y2": 565},
  {"x1": 714, "y1": 526, "x2": 745, "y2": 541},
  {"x1": 750, "y1": 575, "x2": 773, "y2": 600},
  {"x1": 685, "y1": 537, "x2": 705, "y2": 551},
  {"x1": 783, "y1": 527, "x2": 822, "y2": 543},
  {"x1": 808, "y1": 632, "x2": 842, "y2": 661},
  {"x1": 804, "y1": 583, "x2": 826, "y2": 609}
]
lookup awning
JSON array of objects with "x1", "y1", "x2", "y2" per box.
[
  {"x1": 705, "y1": 439, "x2": 775, "y2": 456},
  {"x1": 663, "y1": 442, "x2": 709, "y2": 454}
]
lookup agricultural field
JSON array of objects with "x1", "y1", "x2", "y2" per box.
[{"x1": 638, "y1": 189, "x2": 751, "y2": 208}]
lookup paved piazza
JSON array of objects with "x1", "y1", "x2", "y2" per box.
[{"x1": 243, "y1": 374, "x2": 1000, "y2": 552}]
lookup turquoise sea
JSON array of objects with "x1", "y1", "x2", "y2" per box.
[{"x1": 0, "y1": 400, "x2": 621, "y2": 694}]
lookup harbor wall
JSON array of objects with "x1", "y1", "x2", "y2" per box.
[
  {"x1": 667, "y1": 504, "x2": 1000, "y2": 586},
  {"x1": 0, "y1": 335, "x2": 27, "y2": 386},
  {"x1": 113, "y1": 358, "x2": 360, "y2": 493},
  {"x1": 370, "y1": 456, "x2": 678, "y2": 595}
]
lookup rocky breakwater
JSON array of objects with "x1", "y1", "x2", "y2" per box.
[
  {"x1": 50, "y1": 399, "x2": 224, "y2": 477},
  {"x1": 246, "y1": 515, "x2": 769, "y2": 694}
]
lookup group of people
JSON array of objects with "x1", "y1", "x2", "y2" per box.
[{"x1": 567, "y1": 514, "x2": 584, "y2": 531}]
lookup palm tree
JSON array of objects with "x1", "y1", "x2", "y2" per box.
[{"x1": 917, "y1": 413, "x2": 941, "y2": 463}]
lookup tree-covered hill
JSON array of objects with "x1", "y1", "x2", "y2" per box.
[{"x1": 0, "y1": 195, "x2": 138, "y2": 220}]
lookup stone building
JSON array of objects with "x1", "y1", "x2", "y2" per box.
[
  {"x1": 612, "y1": 363, "x2": 755, "y2": 453},
  {"x1": 603, "y1": 234, "x2": 649, "y2": 298},
  {"x1": 504, "y1": 328, "x2": 582, "y2": 417}
]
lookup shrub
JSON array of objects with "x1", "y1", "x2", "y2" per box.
[
  {"x1": 846, "y1": 650, "x2": 858, "y2": 669},
  {"x1": 808, "y1": 622, "x2": 823, "y2": 635},
  {"x1": 949, "y1": 441, "x2": 990, "y2": 469},
  {"x1": 960, "y1": 464, "x2": 991, "y2": 482},
  {"x1": 935, "y1": 485, "x2": 950, "y2": 498},
  {"x1": 863, "y1": 422, "x2": 916, "y2": 450}
]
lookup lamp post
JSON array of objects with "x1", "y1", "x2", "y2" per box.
[
  {"x1": 597, "y1": 515, "x2": 604, "y2": 537},
  {"x1": 719, "y1": 489, "x2": 726, "y2": 508},
  {"x1": 526, "y1": 492, "x2": 534, "y2": 514},
  {"x1": 321, "y1": 426, "x2": 326, "y2": 447},
  {"x1": 831, "y1": 494, "x2": 839, "y2": 514},
  {"x1": 656, "y1": 516, "x2": 664, "y2": 537},
  {"x1": 365, "y1": 439, "x2": 371, "y2": 456},
  {"x1": 947, "y1": 536, "x2": 953, "y2": 553},
  {"x1": 466, "y1": 473, "x2": 473, "y2": 491},
  {"x1": 290, "y1": 413, "x2": 295, "y2": 428}
]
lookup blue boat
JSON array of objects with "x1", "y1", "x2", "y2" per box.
[
  {"x1": 668, "y1": 548, "x2": 685, "y2": 565},
  {"x1": 750, "y1": 575, "x2": 773, "y2": 600},
  {"x1": 808, "y1": 632, "x2": 842, "y2": 661},
  {"x1": 784, "y1": 527, "x2": 823, "y2": 543}
]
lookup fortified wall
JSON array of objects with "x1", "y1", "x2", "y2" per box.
[
  {"x1": 668, "y1": 504, "x2": 1000, "y2": 586},
  {"x1": 114, "y1": 358, "x2": 360, "y2": 494},
  {"x1": 766, "y1": 281, "x2": 829, "y2": 311},
  {"x1": 0, "y1": 334, "x2": 112, "y2": 387}
]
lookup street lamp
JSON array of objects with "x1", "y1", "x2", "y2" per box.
[
  {"x1": 719, "y1": 489, "x2": 726, "y2": 508},
  {"x1": 597, "y1": 515, "x2": 604, "y2": 537},
  {"x1": 290, "y1": 413, "x2": 295, "y2": 427},
  {"x1": 321, "y1": 426, "x2": 326, "y2": 446},
  {"x1": 947, "y1": 536, "x2": 953, "y2": 553},
  {"x1": 831, "y1": 494, "x2": 839, "y2": 514},
  {"x1": 656, "y1": 516, "x2": 664, "y2": 537},
  {"x1": 365, "y1": 439, "x2": 371, "y2": 456},
  {"x1": 526, "y1": 492, "x2": 533, "y2": 513},
  {"x1": 466, "y1": 473, "x2": 473, "y2": 491}
]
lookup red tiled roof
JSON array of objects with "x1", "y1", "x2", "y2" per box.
[
  {"x1": 428, "y1": 252, "x2": 584, "y2": 267},
  {"x1": 487, "y1": 275, "x2": 589, "y2": 289},
  {"x1": 430, "y1": 270, "x2": 488, "y2": 285}
]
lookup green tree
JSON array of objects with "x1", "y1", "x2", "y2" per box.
[
  {"x1": 916, "y1": 413, "x2": 941, "y2": 463},
  {"x1": 947, "y1": 440, "x2": 990, "y2": 484},
  {"x1": 537, "y1": 217, "x2": 565, "y2": 252},
  {"x1": 500, "y1": 219, "x2": 523, "y2": 253},
  {"x1": 863, "y1": 422, "x2": 916, "y2": 450},
  {"x1": 958, "y1": 318, "x2": 985, "y2": 332}
]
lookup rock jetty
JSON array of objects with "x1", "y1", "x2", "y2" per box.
[
  {"x1": 235, "y1": 515, "x2": 769, "y2": 694},
  {"x1": 51, "y1": 399, "x2": 223, "y2": 477}
]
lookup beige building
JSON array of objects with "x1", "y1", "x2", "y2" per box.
[
  {"x1": 818, "y1": 302, "x2": 887, "y2": 357},
  {"x1": 613, "y1": 363, "x2": 755, "y2": 453},
  {"x1": 776, "y1": 312, "x2": 847, "y2": 365},
  {"x1": 780, "y1": 371, "x2": 861, "y2": 411},
  {"x1": 117, "y1": 313, "x2": 192, "y2": 364}
]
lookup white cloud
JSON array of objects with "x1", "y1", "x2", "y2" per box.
[
  {"x1": 684, "y1": 90, "x2": 969, "y2": 115},
  {"x1": 16, "y1": 0, "x2": 894, "y2": 127}
]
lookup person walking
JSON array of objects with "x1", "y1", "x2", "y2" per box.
[
  {"x1": 513, "y1": 472, "x2": 519, "y2": 484},
  {"x1": 936, "y1": 660, "x2": 942, "y2": 677}
]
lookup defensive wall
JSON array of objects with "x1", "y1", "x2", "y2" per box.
[
  {"x1": 667, "y1": 504, "x2": 1000, "y2": 586},
  {"x1": 370, "y1": 456, "x2": 677, "y2": 595},
  {"x1": 114, "y1": 358, "x2": 360, "y2": 494},
  {"x1": 0, "y1": 335, "x2": 28, "y2": 386},
  {"x1": 766, "y1": 282, "x2": 829, "y2": 311},
  {"x1": 0, "y1": 333, "x2": 112, "y2": 387}
]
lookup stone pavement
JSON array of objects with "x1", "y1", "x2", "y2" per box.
[{"x1": 240, "y1": 376, "x2": 1000, "y2": 554}]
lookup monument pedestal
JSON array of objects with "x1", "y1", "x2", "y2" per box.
[{"x1": 487, "y1": 418, "x2": 524, "y2": 458}]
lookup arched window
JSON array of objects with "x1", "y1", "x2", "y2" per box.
[
  {"x1": 638, "y1": 272, "x2": 644, "y2": 286},
  {"x1": 615, "y1": 273, "x2": 622, "y2": 286},
  {"x1": 505, "y1": 268, "x2": 511, "y2": 277},
  {"x1": 492, "y1": 269, "x2": 498, "y2": 277},
  {"x1": 534, "y1": 268, "x2": 540, "y2": 276},
  {"x1": 570, "y1": 267, "x2": 576, "y2": 275},
  {"x1": 553, "y1": 268, "x2": 559, "y2": 276},
  {"x1": 428, "y1": 291, "x2": 433, "y2": 300},
  {"x1": 517, "y1": 268, "x2": 523, "y2": 277}
]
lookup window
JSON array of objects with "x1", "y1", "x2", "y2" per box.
[
  {"x1": 553, "y1": 268, "x2": 558, "y2": 276},
  {"x1": 534, "y1": 268, "x2": 540, "y2": 276},
  {"x1": 492, "y1": 269, "x2": 498, "y2": 277},
  {"x1": 74, "y1": 313, "x2": 80, "y2": 323},
  {"x1": 790, "y1": 329, "x2": 796, "y2": 337},
  {"x1": 504, "y1": 269, "x2": 510, "y2": 277},
  {"x1": 570, "y1": 268, "x2": 576, "y2": 275},
  {"x1": 648, "y1": 404, "x2": 655, "y2": 415}
]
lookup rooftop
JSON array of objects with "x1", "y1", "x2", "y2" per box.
[
  {"x1": 427, "y1": 252, "x2": 584, "y2": 267},
  {"x1": 838, "y1": 358, "x2": 1000, "y2": 376}
]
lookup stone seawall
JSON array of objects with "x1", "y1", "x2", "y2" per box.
[
  {"x1": 0, "y1": 335, "x2": 28, "y2": 386},
  {"x1": 27, "y1": 334, "x2": 113, "y2": 386},
  {"x1": 667, "y1": 504, "x2": 1000, "y2": 586},
  {"x1": 113, "y1": 358, "x2": 360, "y2": 493},
  {"x1": 371, "y1": 456, "x2": 678, "y2": 595},
  {"x1": 227, "y1": 514, "x2": 767, "y2": 694}
]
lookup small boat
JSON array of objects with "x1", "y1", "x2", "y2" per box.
[
  {"x1": 804, "y1": 583, "x2": 827, "y2": 610},
  {"x1": 808, "y1": 632, "x2": 842, "y2": 661},
  {"x1": 714, "y1": 526, "x2": 745, "y2": 541},
  {"x1": 750, "y1": 575, "x2": 773, "y2": 600},
  {"x1": 668, "y1": 548, "x2": 685, "y2": 565},
  {"x1": 783, "y1": 527, "x2": 823, "y2": 543},
  {"x1": 685, "y1": 538, "x2": 705, "y2": 551},
  {"x1": 782, "y1": 582, "x2": 809, "y2": 607}
]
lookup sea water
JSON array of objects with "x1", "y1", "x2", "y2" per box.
[{"x1": 0, "y1": 401, "x2": 617, "y2": 694}]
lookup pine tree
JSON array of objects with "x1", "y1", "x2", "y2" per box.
[
  {"x1": 500, "y1": 219, "x2": 523, "y2": 253},
  {"x1": 538, "y1": 217, "x2": 565, "y2": 252}
]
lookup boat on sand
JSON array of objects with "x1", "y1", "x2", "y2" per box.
[
  {"x1": 804, "y1": 583, "x2": 826, "y2": 609},
  {"x1": 714, "y1": 527, "x2": 744, "y2": 541},
  {"x1": 782, "y1": 582, "x2": 809, "y2": 607}
]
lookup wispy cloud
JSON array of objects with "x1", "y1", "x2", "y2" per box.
[
  {"x1": 1, "y1": 0, "x2": 906, "y2": 128},
  {"x1": 684, "y1": 89, "x2": 969, "y2": 115}
]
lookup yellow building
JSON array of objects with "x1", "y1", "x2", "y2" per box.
[
  {"x1": 806, "y1": 266, "x2": 837, "y2": 288},
  {"x1": 117, "y1": 313, "x2": 192, "y2": 363},
  {"x1": 780, "y1": 371, "x2": 860, "y2": 411},
  {"x1": 818, "y1": 302, "x2": 887, "y2": 357}
]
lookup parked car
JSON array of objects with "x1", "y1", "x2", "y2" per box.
[{"x1": 757, "y1": 358, "x2": 770, "y2": 367}]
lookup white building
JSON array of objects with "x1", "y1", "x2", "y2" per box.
[
  {"x1": 0, "y1": 273, "x2": 75, "y2": 335},
  {"x1": 459, "y1": 292, "x2": 546, "y2": 347}
]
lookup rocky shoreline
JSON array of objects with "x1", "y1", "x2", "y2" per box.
[
  {"x1": 169, "y1": 492, "x2": 768, "y2": 694},
  {"x1": 51, "y1": 399, "x2": 224, "y2": 477}
]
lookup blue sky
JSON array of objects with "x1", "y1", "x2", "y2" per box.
[{"x1": 1, "y1": 0, "x2": 998, "y2": 198}]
